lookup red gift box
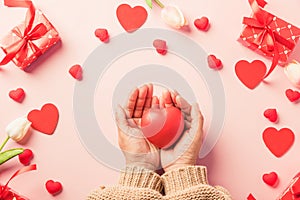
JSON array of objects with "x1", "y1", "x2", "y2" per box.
[
  {"x1": 278, "y1": 173, "x2": 300, "y2": 200},
  {"x1": 0, "y1": 0, "x2": 60, "y2": 70},
  {"x1": 238, "y1": 0, "x2": 300, "y2": 78}
]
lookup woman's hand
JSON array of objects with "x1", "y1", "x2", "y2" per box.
[
  {"x1": 160, "y1": 91, "x2": 204, "y2": 172},
  {"x1": 115, "y1": 84, "x2": 161, "y2": 171}
]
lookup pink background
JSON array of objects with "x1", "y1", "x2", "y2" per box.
[{"x1": 1, "y1": 0, "x2": 300, "y2": 199}]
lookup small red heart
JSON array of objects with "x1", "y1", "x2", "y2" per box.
[
  {"x1": 95, "y1": 28, "x2": 109, "y2": 42},
  {"x1": 19, "y1": 149, "x2": 34, "y2": 166},
  {"x1": 9, "y1": 88, "x2": 25, "y2": 103},
  {"x1": 263, "y1": 172, "x2": 278, "y2": 186},
  {"x1": 194, "y1": 17, "x2": 210, "y2": 31},
  {"x1": 45, "y1": 180, "x2": 63, "y2": 195},
  {"x1": 286, "y1": 89, "x2": 300, "y2": 102},
  {"x1": 247, "y1": 193, "x2": 256, "y2": 200},
  {"x1": 207, "y1": 55, "x2": 223, "y2": 70},
  {"x1": 116, "y1": 4, "x2": 148, "y2": 33},
  {"x1": 69, "y1": 64, "x2": 83, "y2": 80},
  {"x1": 27, "y1": 103, "x2": 59, "y2": 135},
  {"x1": 263, "y1": 127, "x2": 295, "y2": 157},
  {"x1": 153, "y1": 39, "x2": 167, "y2": 55},
  {"x1": 235, "y1": 60, "x2": 267, "y2": 89},
  {"x1": 263, "y1": 108, "x2": 278, "y2": 123}
]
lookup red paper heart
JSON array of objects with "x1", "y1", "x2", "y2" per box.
[
  {"x1": 19, "y1": 149, "x2": 34, "y2": 166},
  {"x1": 116, "y1": 4, "x2": 147, "y2": 33},
  {"x1": 286, "y1": 89, "x2": 300, "y2": 102},
  {"x1": 207, "y1": 55, "x2": 223, "y2": 70},
  {"x1": 247, "y1": 193, "x2": 256, "y2": 200},
  {"x1": 235, "y1": 60, "x2": 267, "y2": 89},
  {"x1": 264, "y1": 108, "x2": 278, "y2": 123},
  {"x1": 69, "y1": 64, "x2": 83, "y2": 80},
  {"x1": 9, "y1": 88, "x2": 25, "y2": 103},
  {"x1": 27, "y1": 103, "x2": 59, "y2": 135},
  {"x1": 141, "y1": 107, "x2": 184, "y2": 149},
  {"x1": 95, "y1": 28, "x2": 109, "y2": 42},
  {"x1": 263, "y1": 127, "x2": 295, "y2": 157},
  {"x1": 153, "y1": 39, "x2": 167, "y2": 55},
  {"x1": 263, "y1": 172, "x2": 278, "y2": 186},
  {"x1": 45, "y1": 180, "x2": 63, "y2": 195},
  {"x1": 194, "y1": 17, "x2": 210, "y2": 31}
]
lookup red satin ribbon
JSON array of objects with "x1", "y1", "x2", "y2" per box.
[
  {"x1": 0, "y1": 0, "x2": 48, "y2": 66},
  {"x1": 0, "y1": 164, "x2": 36, "y2": 199},
  {"x1": 243, "y1": 0, "x2": 295, "y2": 78}
]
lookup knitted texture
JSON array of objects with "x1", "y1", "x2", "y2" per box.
[{"x1": 86, "y1": 166, "x2": 232, "y2": 200}]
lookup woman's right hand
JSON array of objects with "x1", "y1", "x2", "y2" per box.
[{"x1": 159, "y1": 91, "x2": 204, "y2": 172}]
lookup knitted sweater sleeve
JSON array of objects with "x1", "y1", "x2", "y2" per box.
[
  {"x1": 86, "y1": 166, "x2": 163, "y2": 200},
  {"x1": 161, "y1": 166, "x2": 232, "y2": 200}
]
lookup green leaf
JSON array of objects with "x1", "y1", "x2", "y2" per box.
[
  {"x1": 0, "y1": 148, "x2": 24, "y2": 165},
  {"x1": 146, "y1": 0, "x2": 153, "y2": 9}
]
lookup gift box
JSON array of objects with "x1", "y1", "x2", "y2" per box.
[
  {"x1": 0, "y1": 0, "x2": 60, "y2": 70},
  {"x1": 238, "y1": 0, "x2": 300, "y2": 77},
  {"x1": 278, "y1": 172, "x2": 300, "y2": 200},
  {"x1": 0, "y1": 185, "x2": 28, "y2": 200}
]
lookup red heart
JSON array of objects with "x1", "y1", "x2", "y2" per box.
[
  {"x1": 207, "y1": 55, "x2": 223, "y2": 70},
  {"x1": 263, "y1": 172, "x2": 278, "y2": 186},
  {"x1": 286, "y1": 89, "x2": 300, "y2": 102},
  {"x1": 194, "y1": 17, "x2": 210, "y2": 31},
  {"x1": 69, "y1": 64, "x2": 83, "y2": 80},
  {"x1": 263, "y1": 108, "x2": 278, "y2": 123},
  {"x1": 9, "y1": 88, "x2": 25, "y2": 103},
  {"x1": 116, "y1": 4, "x2": 148, "y2": 33},
  {"x1": 27, "y1": 103, "x2": 59, "y2": 135},
  {"x1": 235, "y1": 60, "x2": 267, "y2": 89},
  {"x1": 141, "y1": 107, "x2": 184, "y2": 149},
  {"x1": 153, "y1": 39, "x2": 167, "y2": 55},
  {"x1": 247, "y1": 193, "x2": 256, "y2": 200},
  {"x1": 263, "y1": 127, "x2": 295, "y2": 157},
  {"x1": 19, "y1": 149, "x2": 34, "y2": 166},
  {"x1": 45, "y1": 180, "x2": 63, "y2": 195},
  {"x1": 95, "y1": 28, "x2": 109, "y2": 42}
]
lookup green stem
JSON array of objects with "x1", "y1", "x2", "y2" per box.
[
  {"x1": 0, "y1": 136, "x2": 10, "y2": 152},
  {"x1": 154, "y1": 0, "x2": 165, "y2": 8}
]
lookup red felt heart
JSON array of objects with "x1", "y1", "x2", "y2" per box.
[
  {"x1": 27, "y1": 103, "x2": 59, "y2": 135},
  {"x1": 235, "y1": 60, "x2": 267, "y2": 89},
  {"x1": 263, "y1": 127, "x2": 295, "y2": 157},
  {"x1": 116, "y1": 4, "x2": 147, "y2": 33},
  {"x1": 19, "y1": 149, "x2": 34, "y2": 166},
  {"x1": 45, "y1": 180, "x2": 63, "y2": 195},
  {"x1": 264, "y1": 108, "x2": 278, "y2": 123},
  {"x1": 263, "y1": 172, "x2": 278, "y2": 186},
  {"x1": 247, "y1": 193, "x2": 256, "y2": 200},
  {"x1": 141, "y1": 107, "x2": 184, "y2": 149},
  {"x1": 153, "y1": 39, "x2": 167, "y2": 55},
  {"x1": 9, "y1": 88, "x2": 25, "y2": 103},
  {"x1": 69, "y1": 64, "x2": 83, "y2": 80},
  {"x1": 95, "y1": 28, "x2": 109, "y2": 42},
  {"x1": 207, "y1": 55, "x2": 223, "y2": 70},
  {"x1": 286, "y1": 89, "x2": 300, "y2": 102},
  {"x1": 194, "y1": 17, "x2": 210, "y2": 31}
]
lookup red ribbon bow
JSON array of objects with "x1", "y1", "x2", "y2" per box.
[
  {"x1": 0, "y1": 164, "x2": 36, "y2": 200},
  {"x1": 243, "y1": 0, "x2": 295, "y2": 78},
  {"x1": 0, "y1": 0, "x2": 48, "y2": 66}
]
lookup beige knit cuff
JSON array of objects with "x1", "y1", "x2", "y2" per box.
[
  {"x1": 119, "y1": 166, "x2": 163, "y2": 192},
  {"x1": 161, "y1": 165, "x2": 208, "y2": 194}
]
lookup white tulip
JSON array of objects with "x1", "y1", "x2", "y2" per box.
[
  {"x1": 6, "y1": 117, "x2": 31, "y2": 142},
  {"x1": 284, "y1": 61, "x2": 300, "y2": 88},
  {"x1": 161, "y1": 5, "x2": 188, "y2": 29}
]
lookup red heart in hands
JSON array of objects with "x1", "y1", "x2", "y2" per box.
[
  {"x1": 286, "y1": 89, "x2": 300, "y2": 102},
  {"x1": 141, "y1": 107, "x2": 184, "y2": 149},
  {"x1": 207, "y1": 55, "x2": 223, "y2": 70},
  {"x1": 116, "y1": 4, "x2": 148, "y2": 33},
  {"x1": 19, "y1": 149, "x2": 34, "y2": 166},
  {"x1": 9, "y1": 88, "x2": 25, "y2": 103},
  {"x1": 27, "y1": 103, "x2": 59, "y2": 135},
  {"x1": 153, "y1": 39, "x2": 167, "y2": 55},
  {"x1": 45, "y1": 180, "x2": 63, "y2": 195},
  {"x1": 194, "y1": 17, "x2": 210, "y2": 31},
  {"x1": 263, "y1": 109, "x2": 278, "y2": 123},
  {"x1": 235, "y1": 60, "x2": 266, "y2": 89},
  {"x1": 263, "y1": 127, "x2": 295, "y2": 157},
  {"x1": 263, "y1": 172, "x2": 278, "y2": 186}
]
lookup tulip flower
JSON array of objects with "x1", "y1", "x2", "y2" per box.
[
  {"x1": 284, "y1": 60, "x2": 300, "y2": 88},
  {"x1": 145, "y1": 0, "x2": 188, "y2": 29}
]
